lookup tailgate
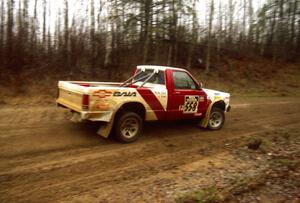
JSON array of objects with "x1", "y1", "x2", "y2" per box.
[{"x1": 56, "y1": 81, "x2": 86, "y2": 112}]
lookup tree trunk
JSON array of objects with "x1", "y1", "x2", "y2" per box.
[
  {"x1": 241, "y1": 0, "x2": 247, "y2": 45},
  {"x1": 187, "y1": 0, "x2": 198, "y2": 68},
  {"x1": 228, "y1": 0, "x2": 234, "y2": 45},
  {"x1": 0, "y1": 0, "x2": 5, "y2": 60},
  {"x1": 277, "y1": 0, "x2": 285, "y2": 60},
  {"x1": 297, "y1": 18, "x2": 300, "y2": 55},
  {"x1": 248, "y1": 0, "x2": 254, "y2": 47},
  {"x1": 187, "y1": 0, "x2": 197, "y2": 68},
  {"x1": 64, "y1": 0, "x2": 70, "y2": 74},
  {"x1": 30, "y1": 0, "x2": 38, "y2": 54},
  {"x1": 47, "y1": 1, "x2": 52, "y2": 59},
  {"x1": 217, "y1": 0, "x2": 223, "y2": 63},
  {"x1": 43, "y1": 0, "x2": 47, "y2": 53},
  {"x1": 290, "y1": 0, "x2": 297, "y2": 57},
  {"x1": 142, "y1": 0, "x2": 152, "y2": 64},
  {"x1": 6, "y1": 0, "x2": 14, "y2": 70},
  {"x1": 205, "y1": 0, "x2": 214, "y2": 73},
  {"x1": 90, "y1": 0, "x2": 96, "y2": 74}
]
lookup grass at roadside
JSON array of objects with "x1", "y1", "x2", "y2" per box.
[{"x1": 176, "y1": 186, "x2": 223, "y2": 203}]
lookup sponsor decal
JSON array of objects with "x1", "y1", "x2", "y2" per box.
[
  {"x1": 180, "y1": 95, "x2": 199, "y2": 114},
  {"x1": 214, "y1": 95, "x2": 222, "y2": 100},
  {"x1": 214, "y1": 92, "x2": 222, "y2": 100},
  {"x1": 93, "y1": 90, "x2": 112, "y2": 98},
  {"x1": 113, "y1": 91, "x2": 137, "y2": 97},
  {"x1": 96, "y1": 103, "x2": 110, "y2": 110},
  {"x1": 154, "y1": 91, "x2": 167, "y2": 98}
]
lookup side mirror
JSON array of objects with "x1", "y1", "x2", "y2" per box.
[{"x1": 198, "y1": 82, "x2": 203, "y2": 90}]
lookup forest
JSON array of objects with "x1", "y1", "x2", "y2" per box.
[
  {"x1": 0, "y1": 0, "x2": 299, "y2": 91},
  {"x1": 1, "y1": 1, "x2": 300, "y2": 202}
]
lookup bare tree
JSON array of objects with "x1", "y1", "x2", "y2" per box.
[
  {"x1": 142, "y1": 0, "x2": 153, "y2": 64},
  {"x1": 42, "y1": 0, "x2": 47, "y2": 50},
  {"x1": 247, "y1": 0, "x2": 254, "y2": 46},
  {"x1": 64, "y1": 0, "x2": 70, "y2": 70},
  {"x1": 30, "y1": 0, "x2": 37, "y2": 52},
  {"x1": 205, "y1": 0, "x2": 214, "y2": 73},
  {"x1": 6, "y1": 0, "x2": 14, "y2": 69},
  {"x1": 216, "y1": 0, "x2": 223, "y2": 63},
  {"x1": 290, "y1": 0, "x2": 298, "y2": 57},
  {"x1": 47, "y1": 0, "x2": 52, "y2": 58},
  {"x1": 90, "y1": 0, "x2": 96, "y2": 73},
  {"x1": 228, "y1": 0, "x2": 235, "y2": 45},
  {"x1": 187, "y1": 0, "x2": 198, "y2": 68},
  {"x1": 0, "y1": 0, "x2": 5, "y2": 59}
]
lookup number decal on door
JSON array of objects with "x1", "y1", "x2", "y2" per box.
[{"x1": 181, "y1": 95, "x2": 199, "y2": 114}]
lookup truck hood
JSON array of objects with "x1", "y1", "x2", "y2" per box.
[{"x1": 203, "y1": 88, "x2": 230, "y2": 105}]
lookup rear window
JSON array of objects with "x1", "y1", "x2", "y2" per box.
[{"x1": 135, "y1": 70, "x2": 165, "y2": 85}]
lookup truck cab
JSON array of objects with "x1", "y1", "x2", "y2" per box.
[{"x1": 132, "y1": 66, "x2": 209, "y2": 121}]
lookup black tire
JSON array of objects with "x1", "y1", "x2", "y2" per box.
[
  {"x1": 114, "y1": 112, "x2": 143, "y2": 143},
  {"x1": 207, "y1": 107, "x2": 225, "y2": 130}
]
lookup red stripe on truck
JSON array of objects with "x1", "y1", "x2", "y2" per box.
[{"x1": 136, "y1": 89, "x2": 165, "y2": 120}]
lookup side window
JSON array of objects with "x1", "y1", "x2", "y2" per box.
[{"x1": 173, "y1": 71, "x2": 197, "y2": 90}]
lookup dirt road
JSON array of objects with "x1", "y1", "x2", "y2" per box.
[{"x1": 0, "y1": 97, "x2": 299, "y2": 203}]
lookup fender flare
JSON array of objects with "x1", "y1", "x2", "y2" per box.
[
  {"x1": 199, "y1": 99, "x2": 224, "y2": 128},
  {"x1": 97, "y1": 101, "x2": 146, "y2": 138}
]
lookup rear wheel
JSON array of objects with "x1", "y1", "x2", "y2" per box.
[
  {"x1": 207, "y1": 107, "x2": 225, "y2": 130},
  {"x1": 114, "y1": 112, "x2": 143, "y2": 143}
]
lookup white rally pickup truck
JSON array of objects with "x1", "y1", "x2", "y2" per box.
[{"x1": 57, "y1": 65, "x2": 231, "y2": 142}]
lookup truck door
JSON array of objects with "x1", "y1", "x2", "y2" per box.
[{"x1": 166, "y1": 70, "x2": 207, "y2": 120}]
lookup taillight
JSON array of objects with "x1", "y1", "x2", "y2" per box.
[
  {"x1": 81, "y1": 84, "x2": 90, "y2": 87},
  {"x1": 82, "y1": 94, "x2": 89, "y2": 111}
]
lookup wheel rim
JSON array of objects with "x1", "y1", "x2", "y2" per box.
[
  {"x1": 209, "y1": 111, "x2": 223, "y2": 128},
  {"x1": 120, "y1": 117, "x2": 139, "y2": 139}
]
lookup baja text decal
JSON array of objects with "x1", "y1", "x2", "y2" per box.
[{"x1": 113, "y1": 91, "x2": 137, "y2": 97}]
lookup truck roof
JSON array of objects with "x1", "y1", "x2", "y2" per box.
[{"x1": 137, "y1": 65, "x2": 185, "y2": 72}]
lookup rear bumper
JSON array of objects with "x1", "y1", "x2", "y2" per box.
[
  {"x1": 57, "y1": 100, "x2": 114, "y2": 122},
  {"x1": 71, "y1": 111, "x2": 113, "y2": 122},
  {"x1": 70, "y1": 111, "x2": 89, "y2": 122}
]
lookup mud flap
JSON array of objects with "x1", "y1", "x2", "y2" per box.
[
  {"x1": 97, "y1": 120, "x2": 114, "y2": 138},
  {"x1": 199, "y1": 104, "x2": 213, "y2": 128}
]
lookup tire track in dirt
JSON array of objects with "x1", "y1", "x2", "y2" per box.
[
  {"x1": 0, "y1": 97, "x2": 299, "y2": 202},
  {"x1": 1, "y1": 123, "x2": 298, "y2": 203},
  {"x1": 0, "y1": 108, "x2": 297, "y2": 174},
  {"x1": 0, "y1": 102, "x2": 298, "y2": 174}
]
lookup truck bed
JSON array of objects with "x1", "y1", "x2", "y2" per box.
[{"x1": 57, "y1": 81, "x2": 120, "y2": 112}]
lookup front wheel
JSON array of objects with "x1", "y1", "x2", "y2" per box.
[
  {"x1": 207, "y1": 107, "x2": 225, "y2": 130},
  {"x1": 114, "y1": 112, "x2": 143, "y2": 143}
]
